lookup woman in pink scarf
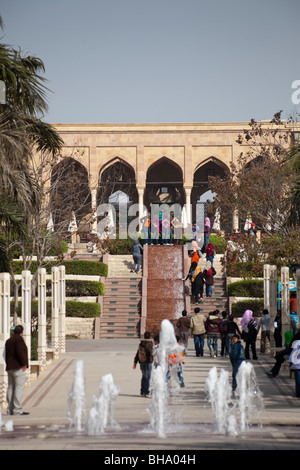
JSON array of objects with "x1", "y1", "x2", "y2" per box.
[{"x1": 241, "y1": 310, "x2": 258, "y2": 360}]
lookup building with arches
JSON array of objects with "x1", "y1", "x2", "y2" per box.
[{"x1": 48, "y1": 121, "x2": 297, "y2": 239}]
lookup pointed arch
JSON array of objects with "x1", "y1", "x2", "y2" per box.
[
  {"x1": 144, "y1": 156, "x2": 185, "y2": 208},
  {"x1": 50, "y1": 157, "x2": 91, "y2": 231}
]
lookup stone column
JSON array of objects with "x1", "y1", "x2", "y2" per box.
[
  {"x1": 138, "y1": 188, "x2": 145, "y2": 233},
  {"x1": 263, "y1": 264, "x2": 270, "y2": 311},
  {"x1": 269, "y1": 265, "x2": 277, "y2": 351},
  {"x1": 0, "y1": 273, "x2": 10, "y2": 407},
  {"x1": 58, "y1": 265, "x2": 66, "y2": 354},
  {"x1": 51, "y1": 267, "x2": 60, "y2": 359},
  {"x1": 297, "y1": 269, "x2": 300, "y2": 333},
  {"x1": 281, "y1": 267, "x2": 290, "y2": 342},
  {"x1": 184, "y1": 187, "x2": 192, "y2": 225},
  {"x1": 37, "y1": 268, "x2": 47, "y2": 370},
  {"x1": 21, "y1": 270, "x2": 32, "y2": 386}
]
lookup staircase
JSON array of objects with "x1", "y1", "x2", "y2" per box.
[
  {"x1": 187, "y1": 254, "x2": 228, "y2": 317},
  {"x1": 146, "y1": 245, "x2": 185, "y2": 335},
  {"x1": 99, "y1": 255, "x2": 142, "y2": 338}
]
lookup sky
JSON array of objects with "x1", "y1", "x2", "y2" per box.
[{"x1": 1, "y1": 0, "x2": 300, "y2": 124}]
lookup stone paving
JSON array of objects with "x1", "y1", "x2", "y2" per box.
[{"x1": 0, "y1": 338, "x2": 300, "y2": 451}]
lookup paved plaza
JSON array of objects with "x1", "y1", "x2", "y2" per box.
[{"x1": 1, "y1": 337, "x2": 300, "y2": 451}]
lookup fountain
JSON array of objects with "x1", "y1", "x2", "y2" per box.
[
  {"x1": 236, "y1": 361, "x2": 264, "y2": 432},
  {"x1": 87, "y1": 373, "x2": 120, "y2": 435},
  {"x1": 205, "y1": 366, "x2": 234, "y2": 435},
  {"x1": 67, "y1": 360, "x2": 86, "y2": 432},
  {"x1": 148, "y1": 319, "x2": 184, "y2": 438},
  {"x1": 205, "y1": 361, "x2": 263, "y2": 435}
]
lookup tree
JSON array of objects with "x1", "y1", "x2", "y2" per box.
[{"x1": 208, "y1": 112, "x2": 300, "y2": 266}]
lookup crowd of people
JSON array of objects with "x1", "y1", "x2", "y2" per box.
[{"x1": 133, "y1": 304, "x2": 300, "y2": 398}]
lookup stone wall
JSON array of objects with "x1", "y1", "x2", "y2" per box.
[{"x1": 65, "y1": 317, "x2": 95, "y2": 339}]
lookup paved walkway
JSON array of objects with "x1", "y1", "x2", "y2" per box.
[{"x1": 1, "y1": 337, "x2": 300, "y2": 450}]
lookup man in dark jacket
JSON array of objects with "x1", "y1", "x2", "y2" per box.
[
  {"x1": 5, "y1": 325, "x2": 29, "y2": 415},
  {"x1": 133, "y1": 331, "x2": 153, "y2": 396},
  {"x1": 205, "y1": 310, "x2": 223, "y2": 357}
]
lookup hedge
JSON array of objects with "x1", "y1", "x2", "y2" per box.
[
  {"x1": 11, "y1": 300, "x2": 101, "y2": 318},
  {"x1": 45, "y1": 279, "x2": 105, "y2": 297},
  {"x1": 11, "y1": 260, "x2": 108, "y2": 277},
  {"x1": 231, "y1": 299, "x2": 264, "y2": 318},
  {"x1": 228, "y1": 279, "x2": 263, "y2": 298}
]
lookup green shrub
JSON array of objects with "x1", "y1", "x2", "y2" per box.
[
  {"x1": 228, "y1": 279, "x2": 263, "y2": 298},
  {"x1": 231, "y1": 299, "x2": 264, "y2": 318},
  {"x1": 209, "y1": 235, "x2": 227, "y2": 254},
  {"x1": 65, "y1": 301, "x2": 100, "y2": 318},
  {"x1": 11, "y1": 260, "x2": 108, "y2": 277},
  {"x1": 11, "y1": 299, "x2": 101, "y2": 318}
]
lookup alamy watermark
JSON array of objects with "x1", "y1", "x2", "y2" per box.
[
  {"x1": 291, "y1": 80, "x2": 300, "y2": 105},
  {"x1": 96, "y1": 202, "x2": 204, "y2": 242}
]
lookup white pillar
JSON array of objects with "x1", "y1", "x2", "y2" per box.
[
  {"x1": 37, "y1": 268, "x2": 47, "y2": 369},
  {"x1": 58, "y1": 265, "x2": 66, "y2": 354},
  {"x1": 0, "y1": 273, "x2": 10, "y2": 407},
  {"x1": 281, "y1": 267, "x2": 290, "y2": 342},
  {"x1": 269, "y1": 265, "x2": 277, "y2": 351},
  {"x1": 185, "y1": 187, "x2": 192, "y2": 225},
  {"x1": 21, "y1": 270, "x2": 32, "y2": 386},
  {"x1": 263, "y1": 264, "x2": 270, "y2": 311},
  {"x1": 138, "y1": 188, "x2": 144, "y2": 232},
  {"x1": 297, "y1": 269, "x2": 300, "y2": 333},
  {"x1": 51, "y1": 267, "x2": 60, "y2": 359}
]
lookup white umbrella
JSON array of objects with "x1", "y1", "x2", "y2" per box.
[
  {"x1": 47, "y1": 213, "x2": 54, "y2": 232},
  {"x1": 244, "y1": 214, "x2": 252, "y2": 231},
  {"x1": 107, "y1": 207, "x2": 115, "y2": 228},
  {"x1": 68, "y1": 211, "x2": 78, "y2": 233}
]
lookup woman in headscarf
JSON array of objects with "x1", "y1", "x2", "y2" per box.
[
  {"x1": 241, "y1": 309, "x2": 258, "y2": 360},
  {"x1": 205, "y1": 242, "x2": 215, "y2": 267},
  {"x1": 203, "y1": 260, "x2": 216, "y2": 298}
]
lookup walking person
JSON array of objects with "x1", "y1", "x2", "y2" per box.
[
  {"x1": 131, "y1": 238, "x2": 143, "y2": 274},
  {"x1": 133, "y1": 331, "x2": 153, "y2": 397},
  {"x1": 241, "y1": 309, "x2": 258, "y2": 360},
  {"x1": 190, "y1": 307, "x2": 206, "y2": 357},
  {"x1": 257, "y1": 309, "x2": 270, "y2": 353},
  {"x1": 5, "y1": 325, "x2": 29, "y2": 415},
  {"x1": 203, "y1": 261, "x2": 216, "y2": 297},
  {"x1": 205, "y1": 310, "x2": 223, "y2": 357},
  {"x1": 225, "y1": 315, "x2": 242, "y2": 357},
  {"x1": 142, "y1": 212, "x2": 152, "y2": 245},
  {"x1": 204, "y1": 242, "x2": 215, "y2": 267},
  {"x1": 229, "y1": 334, "x2": 245, "y2": 392},
  {"x1": 176, "y1": 310, "x2": 190, "y2": 356},
  {"x1": 191, "y1": 265, "x2": 205, "y2": 304},
  {"x1": 220, "y1": 311, "x2": 228, "y2": 357}
]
